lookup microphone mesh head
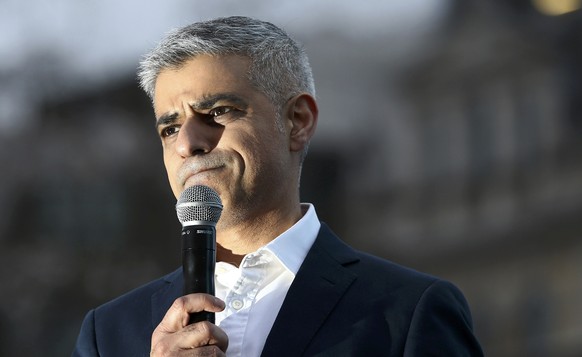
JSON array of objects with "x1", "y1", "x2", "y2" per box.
[{"x1": 176, "y1": 185, "x2": 223, "y2": 227}]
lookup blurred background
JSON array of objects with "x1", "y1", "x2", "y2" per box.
[{"x1": 1, "y1": 0, "x2": 581, "y2": 355}]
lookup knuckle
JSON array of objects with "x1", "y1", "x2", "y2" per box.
[
  {"x1": 171, "y1": 296, "x2": 187, "y2": 312},
  {"x1": 153, "y1": 320, "x2": 171, "y2": 335},
  {"x1": 208, "y1": 345, "x2": 221, "y2": 356},
  {"x1": 201, "y1": 345, "x2": 221, "y2": 357},
  {"x1": 196, "y1": 320, "x2": 212, "y2": 336},
  {"x1": 150, "y1": 342, "x2": 170, "y2": 356}
]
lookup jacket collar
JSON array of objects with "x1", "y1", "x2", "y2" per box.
[{"x1": 150, "y1": 268, "x2": 183, "y2": 329}]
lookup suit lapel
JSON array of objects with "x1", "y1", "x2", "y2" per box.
[
  {"x1": 261, "y1": 224, "x2": 359, "y2": 356},
  {"x1": 151, "y1": 268, "x2": 183, "y2": 329}
]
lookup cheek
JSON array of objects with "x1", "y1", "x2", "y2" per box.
[
  {"x1": 163, "y1": 152, "x2": 181, "y2": 191},
  {"x1": 238, "y1": 134, "x2": 267, "y2": 163},
  {"x1": 241, "y1": 136, "x2": 285, "y2": 177}
]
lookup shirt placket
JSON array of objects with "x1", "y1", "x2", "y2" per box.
[
  {"x1": 226, "y1": 252, "x2": 270, "y2": 313},
  {"x1": 221, "y1": 252, "x2": 272, "y2": 357}
]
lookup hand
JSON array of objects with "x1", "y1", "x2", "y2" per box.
[{"x1": 151, "y1": 294, "x2": 228, "y2": 356}]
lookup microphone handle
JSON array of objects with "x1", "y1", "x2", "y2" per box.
[{"x1": 182, "y1": 225, "x2": 216, "y2": 324}]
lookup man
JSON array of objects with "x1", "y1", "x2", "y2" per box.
[{"x1": 73, "y1": 16, "x2": 483, "y2": 356}]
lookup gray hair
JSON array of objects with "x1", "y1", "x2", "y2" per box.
[{"x1": 137, "y1": 16, "x2": 315, "y2": 109}]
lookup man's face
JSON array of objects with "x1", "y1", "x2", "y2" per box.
[{"x1": 153, "y1": 55, "x2": 293, "y2": 229}]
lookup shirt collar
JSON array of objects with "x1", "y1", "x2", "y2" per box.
[{"x1": 260, "y1": 203, "x2": 320, "y2": 275}]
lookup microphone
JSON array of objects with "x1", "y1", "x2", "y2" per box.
[{"x1": 176, "y1": 185, "x2": 223, "y2": 324}]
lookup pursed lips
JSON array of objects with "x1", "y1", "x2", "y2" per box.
[{"x1": 181, "y1": 164, "x2": 225, "y2": 187}]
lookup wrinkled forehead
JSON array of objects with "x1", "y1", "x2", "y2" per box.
[{"x1": 152, "y1": 55, "x2": 269, "y2": 117}]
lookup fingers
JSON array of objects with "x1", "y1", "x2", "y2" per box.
[
  {"x1": 151, "y1": 321, "x2": 228, "y2": 356},
  {"x1": 151, "y1": 294, "x2": 228, "y2": 356},
  {"x1": 182, "y1": 321, "x2": 229, "y2": 351},
  {"x1": 151, "y1": 344, "x2": 225, "y2": 357},
  {"x1": 158, "y1": 294, "x2": 225, "y2": 332}
]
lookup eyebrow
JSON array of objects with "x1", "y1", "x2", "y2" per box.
[
  {"x1": 192, "y1": 93, "x2": 248, "y2": 111},
  {"x1": 155, "y1": 112, "x2": 179, "y2": 131},
  {"x1": 155, "y1": 93, "x2": 248, "y2": 130}
]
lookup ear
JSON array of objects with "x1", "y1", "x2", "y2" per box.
[{"x1": 286, "y1": 93, "x2": 318, "y2": 153}]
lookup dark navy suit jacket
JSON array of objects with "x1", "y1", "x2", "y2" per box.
[{"x1": 73, "y1": 224, "x2": 483, "y2": 356}]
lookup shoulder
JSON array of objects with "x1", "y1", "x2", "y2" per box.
[
  {"x1": 92, "y1": 267, "x2": 182, "y2": 331},
  {"x1": 314, "y1": 223, "x2": 440, "y2": 293},
  {"x1": 352, "y1": 251, "x2": 473, "y2": 325},
  {"x1": 73, "y1": 269, "x2": 182, "y2": 356},
  {"x1": 291, "y1": 224, "x2": 483, "y2": 355},
  {"x1": 342, "y1": 248, "x2": 459, "y2": 317},
  {"x1": 353, "y1": 253, "x2": 483, "y2": 355},
  {"x1": 95, "y1": 268, "x2": 181, "y2": 315},
  {"x1": 308, "y1": 225, "x2": 483, "y2": 354},
  {"x1": 312, "y1": 223, "x2": 474, "y2": 324},
  {"x1": 353, "y1": 249, "x2": 439, "y2": 290}
]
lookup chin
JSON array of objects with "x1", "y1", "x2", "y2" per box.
[
  {"x1": 183, "y1": 180, "x2": 218, "y2": 193},
  {"x1": 184, "y1": 172, "x2": 227, "y2": 191}
]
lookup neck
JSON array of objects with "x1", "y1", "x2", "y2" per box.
[
  {"x1": 216, "y1": 244, "x2": 246, "y2": 267},
  {"x1": 215, "y1": 202, "x2": 303, "y2": 266}
]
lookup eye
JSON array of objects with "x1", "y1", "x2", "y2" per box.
[
  {"x1": 160, "y1": 125, "x2": 180, "y2": 138},
  {"x1": 208, "y1": 106, "x2": 234, "y2": 117}
]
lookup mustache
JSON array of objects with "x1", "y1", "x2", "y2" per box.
[{"x1": 177, "y1": 155, "x2": 227, "y2": 185}]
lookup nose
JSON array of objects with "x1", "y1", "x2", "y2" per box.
[{"x1": 175, "y1": 116, "x2": 223, "y2": 157}]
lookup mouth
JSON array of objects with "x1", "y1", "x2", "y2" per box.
[{"x1": 181, "y1": 164, "x2": 225, "y2": 188}]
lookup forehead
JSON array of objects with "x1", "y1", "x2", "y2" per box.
[{"x1": 153, "y1": 55, "x2": 253, "y2": 111}]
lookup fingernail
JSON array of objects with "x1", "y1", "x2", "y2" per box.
[{"x1": 214, "y1": 296, "x2": 225, "y2": 308}]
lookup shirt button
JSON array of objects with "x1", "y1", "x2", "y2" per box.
[{"x1": 231, "y1": 299, "x2": 244, "y2": 310}]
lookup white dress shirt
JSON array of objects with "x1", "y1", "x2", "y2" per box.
[{"x1": 214, "y1": 204, "x2": 320, "y2": 357}]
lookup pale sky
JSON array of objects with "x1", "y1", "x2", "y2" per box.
[{"x1": 0, "y1": 0, "x2": 448, "y2": 75}]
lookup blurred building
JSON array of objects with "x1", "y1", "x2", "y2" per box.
[
  {"x1": 0, "y1": 1, "x2": 580, "y2": 356},
  {"x1": 341, "y1": 1, "x2": 582, "y2": 356}
]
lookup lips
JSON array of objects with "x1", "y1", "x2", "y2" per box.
[{"x1": 180, "y1": 163, "x2": 225, "y2": 188}]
